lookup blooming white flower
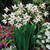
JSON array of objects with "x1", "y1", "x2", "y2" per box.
[
  {"x1": 44, "y1": 12, "x2": 49, "y2": 17},
  {"x1": 36, "y1": 40, "x2": 39, "y2": 42},
  {"x1": 46, "y1": 44, "x2": 50, "y2": 49},
  {"x1": 8, "y1": 16, "x2": 16, "y2": 21},
  {"x1": 33, "y1": 18, "x2": 40, "y2": 23},
  {"x1": 43, "y1": 22, "x2": 48, "y2": 26},
  {"x1": 25, "y1": 3, "x2": 33, "y2": 10},
  {"x1": 9, "y1": 12, "x2": 15, "y2": 17},
  {"x1": 45, "y1": 31, "x2": 50, "y2": 36},
  {"x1": 2, "y1": 19, "x2": 7, "y2": 24},
  {"x1": 40, "y1": 3, "x2": 46, "y2": 9},
  {"x1": 48, "y1": 23, "x2": 50, "y2": 25},
  {"x1": 33, "y1": 15, "x2": 42, "y2": 23},
  {"x1": 30, "y1": 5, "x2": 38, "y2": 13},
  {"x1": 48, "y1": 36, "x2": 50, "y2": 39},
  {"x1": 24, "y1": 16, "x2": 30, "y2": 21},
  {"x1": 33, "y1": 5, "x2": 37, "y2": 10},
  {"x1": 22, "y1": 20, "x2": 27, "y2": 25},
  {"x1": 33, "y1": 19, "x2": 38, "y2": 23},
  {"x1": 15, "y1": 23, "x2": 22, "y2": 29},
  {"x1": 5, "y1": 45, "x2": 16, "y2": 50},
  {"x1": 43, "y1": 37, "x2": 46, "y2": 38},
  {"x1": 34, "y1": 10, "x2": 39, "y2": 13},
  {"x1": 9, "y1": 20, "x2": 14, "y2": 25},
  {"x1": 41, "y1": 40, "x2": 45, "y2": 43},
  {"x1": 46, "y1": 39, "x2": 49, "y2": 43},
  {"x1": 23, "y1": 13, "x2": 28, "y2": 17},
  {"x1": 10, "y1": 46, "x2": 12, "y2": 49},
  {"x1": 36, "y1": 15, "x2": 42, "y2": 19},
  {"x1": 15, "y1": 9, "x2": 23, "y2": 15},
  {"x1": 23, "y1": 13, "x2": 31, "y2": 21},
  {"x1": 47, "y1": 27, "x2": 50, "y2": 30},
  {"x1": 38, "y1": 35, "x2": 42, "y2": 38},
  {"x1": 2, "y1": 14, "x2": 8, "y2": 18},
  {"x1": 18, "y1": 2, "x2": 23, "y2": 8},
  {"x1": 30, "y1": 8, "x2": 35, "y2": 13},
  {"x1": 16, "y1": 16, "x2": 22, "y2": 22},
  {"x1": 12, "y1": 4, "x2": 18, "y2": 10},
  {"x1": 4, "y1": 7, "x2": 9, "y2": 13}
]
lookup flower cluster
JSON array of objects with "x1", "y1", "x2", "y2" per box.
[
  {"x1": 37, "y1": 22, "x2": 50, "y2": 50},
  {"x1": 2, "y1": 2, "x2": 49, "y2": 29},
  {"x1": 0, "y1": 24, "x2": 13, "y2": 48},
  {"x1": 1, "y1": 45, "x2": 16, "y2": 50}
]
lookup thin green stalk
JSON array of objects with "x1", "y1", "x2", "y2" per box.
[
  {"x1": 33, "y1": 28, "x2": 43, "y2": 50},
  {"x1": 36, "y1": 42, "x2": 46, "y2": 50},
  {"x1": 5, "y1": 40, "x2": 12, "y2": 49},
  {"x1": 13, "y1": 27, "x2": 21, "y2": 50}
]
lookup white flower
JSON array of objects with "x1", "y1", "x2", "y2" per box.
[
  {"x1": 15, "y1": 9, "x2": 23, "y2": 15},
  {"x1": 48, "y1": 23, "x2": 50, "y2": 25},
  {"x1": 8, "y1": 16, "x2": 16, "y2": 21},
  {"x1": 34, "y1": 10, "x2": 39, "y2": 13},
  {"x1": 33, "y1": 19, "x2": 38, "y2": 23},
  {"x1": 5, "y1": 48, "x2": 9, "y2": 50},
  {"x1": 10, "y1": 46, "x2": 12, "y2": 49},
  {"x1": 24, "y1": 16, "x2": 30, "y2": 21},
  {"x1": 44, "y1": 12, "x2": 49, "y2": 17},
  {"x1": 33, "y1": 5, "x2": 37, "y2": 10},
  {"x1": 43, "y1": 22, "x2": 48, "y2": 26},
  {"x1": 16, "y1": 16, "x2": 22, "y2": 22},
  {"x1": 5, "y1": 45, "x2": 16, "y2": 50},
  {"x1": 46, "y1": 44, "x2": 50, "y2": 49},
  {"x1": 15, "y1": 23, "x2": 22, "y2": 29},
  {"x1": 41, "y1": 40, "x2": 45, "y2": 43},
  {"x1": 25, "y1": 4, "x2": 33, "y2": 10},
  {"x1": 33, "y1": 18, "x2": 40, "y2": 23},
  {"x1": 23, "y1": 13, "x2": 28, "y2": 17},
  {"x1": 46, "y1": 39, "x2": 49, "y2": 43},
  {"x1": 2, "y1": 19, "x2": 7, "y2": 24},
  {"x1": 36, "y1": 15, "x2": 42, "y2": 19},
  {"x1": 12, "y1": 4, "x2": 18, "y2": 10},
  {"x1": 30, "y1": 5, "x2": 38, "y2": 13},
  {"x1": 47, "y1": 27, "x2": 50, "y2": 29},
  {"x1": 18, "y1": 2, "x2": 23, "y2": 8},
  {"x1": 2, "y1": 48, "x2": 4, "y2": 50},
  {"x1": 30, "y1": 8, "x2": 35, "y2": 13},
  {"x1": 48, "y1": 36, "x2": 50, "y2": 39},
  {"x1": 43, "y1": 37, "x2": 46, "y2": 38},
  {"x1": 40, "y1": 3, "x2": 46, "y2": 9},
  {"x1": 9, "y1": 12, "x2": 15, "y2": 17},
  {"x1": 9, "y1": 20, "x2": 14, "y2": 25},
  {"x1": 36, "y1": 40, "x2": 39, "y2": 42},
  {"x1": 33, "y1": 15, "x2": 42, "y2": 23},
  {"x1": 45, "y1": 31, "x2": 50, "y2": 36},
  {"x1": 22, "y1": 20, "x2": 27, "y2": 25},
  {"x1": 23, "y1": 13, "x2": 30, "y2": 21},
  {"x1": 2, "y1": 14, "x2": 8, "y2": 18},
  {"x1": 4, "y1": 7, "x2": 9, "y2": 13},
  {"x1": 38, "y1": 35, "x2": 42, "y2": 38}
]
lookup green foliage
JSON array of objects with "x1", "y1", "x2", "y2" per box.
[
  {"x1": 13, "y1": 0, "x2": 21, "y2": 4},
  {"x1": 17, "y1": 0, "x2": 50, "y2": 4},
  {"x1": 33, "y1": 0, "x2": 50, "y2": 4},
  {"x1": 13, "y1": 23, "x2": 44, "y2": 50}
]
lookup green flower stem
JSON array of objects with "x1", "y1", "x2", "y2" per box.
[
  {"x1": 33, "y1": 28, "x2": 43, "y2": 50},
  {"x1": 4, "y1": 40, "x2": 12, "y2": 50},
  {"x1": 36, "y1": 42, "x2": 46, "y2": 49}
]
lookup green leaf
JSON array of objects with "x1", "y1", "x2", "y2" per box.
[{"x1": 36, "y1": 42, "x2": 46, "y2": 49}]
